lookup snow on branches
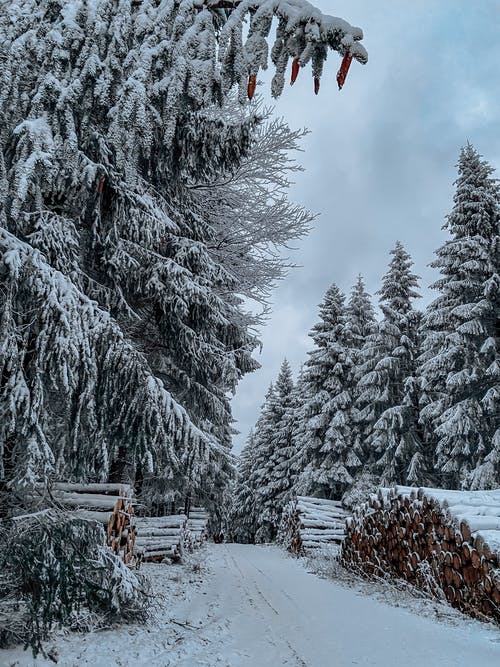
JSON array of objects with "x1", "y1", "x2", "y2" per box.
[
  {"x1": 0, "y1": 0, "x2": 316, "y2": 506},
  {"x1": 0, "y1": 229, "x2": 229, "y2": 494},
  {"x1": 215, "y1": 0, "x2": 367, "y2": 97},
  {"x1": 419, "y1": 145, "x2": 500, "y2": 490}
]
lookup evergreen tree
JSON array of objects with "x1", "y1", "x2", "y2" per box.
[
  {"x1": 345, "y1": 275, "x2": 376, "y2": 480},
  {"x1": 296, "y1": 284, "x2": 359, "y2": 499},
  {"x1": 247, "y1": 361, "x2": 295, "y2": 541},
  {"x1": 263, "y1": 359, "x2": 298, "y2": 526},
  {"x1": 419, "y1": 145, "x2": 500, "y2": 489},
  {"x1": 230, "y1": 429, "x2": 258, "y2": 543},
  {"x1": 0, "y1": 0, "x2": 362, "y2": 502},
  {"x1": 241, "y1": 383, "x2": 277, "y2": 541},
  {"x1": 355, "y1": 242, "x2": 421, "y2": 483},
  {"x1": 233, "y1": 361, "x2": 297, "y2": 543},
  {"x1": 347, "y1": 274, "x2": 376, "y2": 351}
]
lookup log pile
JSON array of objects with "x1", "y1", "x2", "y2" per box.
[
  {"x1": 185, "y1": 506, "x2": 210, "y2": 549},
  {"x1": 134, "y1": 507, "x2": 209, "y2": 562},
  {"x1": 280, "y1": 495, "x2": 350, "y2": 555},
  {"x1": 41, "y1": 482, "x2": 139, "y2": 568},
  {"x1": 134, "y1": 514, "x2": 187, "y2": 563},
  {"x1": 30, "y1": 483, "x2": 211, "y2": 566},
  {"x1": 342, "y1": 486, "x2": 500, "y2": 623}
]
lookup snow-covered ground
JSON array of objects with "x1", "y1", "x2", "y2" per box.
[{"x1": 3, "y1": 543, "x2": 499, "y2": 667}]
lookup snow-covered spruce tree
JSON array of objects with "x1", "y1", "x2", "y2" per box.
[
  {"x1": 233, "y1": 383, "x2": 275, "y2": 541},
  {"x1": 234, "y1": 361, "x2": 297, "y2": 543},
  {"x1": 247, "y1": 363, "x2": 295, "y2": 542},
  {"x1": 295, "y1": 284, "x2": 360, "y2": 500},
  {"x1": 419, "y1": 145, "x2": 500, "y2": 489},
  {"x1": 262, "y1": 359, "x2": 299, "y2": 529},
  {"x1": 0, "y1": 0, "x2": 366, "y2": 504},
  {"x1": 355, "y1": 243, "x2": 422, "y2": 484},
  {"x1": 344, "y1": 274, "x2": 376, "y2": 488},
  {"x1": 0, "y1": 232, "x2": 223, "y2": 494},
  {"x1": 230, "y1": 429, "x2": 259, "y2": 543},
  {"x1": 347, "y1": 274, "x2": 376, "y2": 352}
]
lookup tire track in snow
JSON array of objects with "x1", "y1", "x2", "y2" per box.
[
  {"x1": 238, "y1": 549, "x2": 304, "y2": 611},
  {"x1": 226, "y1": 546, "x2": 279, "y2": 615},
  {"x1": 224, "y1": 545, "x2": 309, "y2": 666}
]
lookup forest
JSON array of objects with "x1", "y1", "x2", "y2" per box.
[
  {"x1": 233, "y1": 147, "x2": 500, "y2": 542},
  {"x1": 0, "y1": 0, "x2": 498, "y2": 661}
]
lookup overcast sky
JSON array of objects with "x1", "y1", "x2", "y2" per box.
[{"x1": 231, "y1": 0, "x2": 500, "y2": 454}]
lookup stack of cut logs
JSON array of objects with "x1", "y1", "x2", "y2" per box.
[
  {"x1": 135, "y1": 506, "x2": 210, "y2": 562},
  {"x1": 37, "y1": 482, "x2": 139, "y2": 567},
  {"x1": 32, "y1": 482, "x2": 210, "y2": 566},
  {"x1": 184, "y1": 507, "x2": 210, "y2": 550},
  {"x1": 134, "y1": 514, "x2": 187, "y2": 563},
  {"x1": 342, "y1": 486, "x2": 500, "y2": 623},
  {"x1": 280, "y1": 495, "x2": 350, "y2": 555}
]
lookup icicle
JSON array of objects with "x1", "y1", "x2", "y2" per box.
[{"x1": 337, "y1": 54, "x2": 353, "y2": 90}]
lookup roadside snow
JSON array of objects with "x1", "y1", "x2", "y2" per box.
[{"x1": 2, "y1": 544, "x2": 499, "y2": 666}]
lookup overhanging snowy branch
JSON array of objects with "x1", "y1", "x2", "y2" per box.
[
  {"x1": 0, "y1": 229, "x2": 232, "y2": 489},
  {"x1": 215, "y1": 0, "x2": 367, "y2": 98}
]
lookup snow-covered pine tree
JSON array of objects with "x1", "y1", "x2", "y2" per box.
[
  {"x1": 0, "y1": 0, "x2": 360, "y2": 505},
  {"x1": 262, "y1": 359, "x2": 298, "y2": 528},
  {"x1": 233, "y1": 361, "x2": 297, "y2": 543},
  {"x1": 234, "y1": 383, "x2": 276, "y2": 541},
  {"x1": 230, "y1": 429, "x2": 259, "y2": 543},
  {"x1": 345, "y1": 275, "x2": 376, "y2": 481},
  {"x1": 419, "y1": 144, "x2": 500, "y2": 489},
  {"x1": 355, "y1": 242, "x2": 421, "y2": 484},
  {"x1": 347, "y1": 275, "x2": 376, "y2": 351},
  {"x1": 249, "y1": 363, "x2": 294, "y2": 541},
  {"x1": 295, "y1": 284, "x2": 359, "y2": 499}
]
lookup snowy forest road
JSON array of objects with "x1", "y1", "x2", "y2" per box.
[
  {"x1": 3, "y1": 544, "x2": 499, "y2": 667},
  {"x1": 192, "y1": 544, "x2": 500, "y2": 667}
]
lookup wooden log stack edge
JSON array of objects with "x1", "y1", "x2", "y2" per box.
[
  {"x1": 280, "y1": 495, "x2": 351, "y2": 555},
  {"x1": 134, "y1": 514, "x2": 187, "y2": 563},
  {"x1": 342, "y1": 486, "x2": 500, "y2": 624},
  {"x1": 58, "y1": 483, "x2": 139, "y2": 568},
  {"x1": 29, "y1": 482, "x2": 140, "y2": 568},
  {"x1": 135, "y1": 506, "x2": 210, "y2": 562},
  {"x1": 184, "y1": 506, "x2": 210, "y2": 550}
]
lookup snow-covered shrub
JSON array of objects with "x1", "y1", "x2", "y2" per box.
[{"x1": 0, "y1": 511, "x2": 149, "y2": 656}]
